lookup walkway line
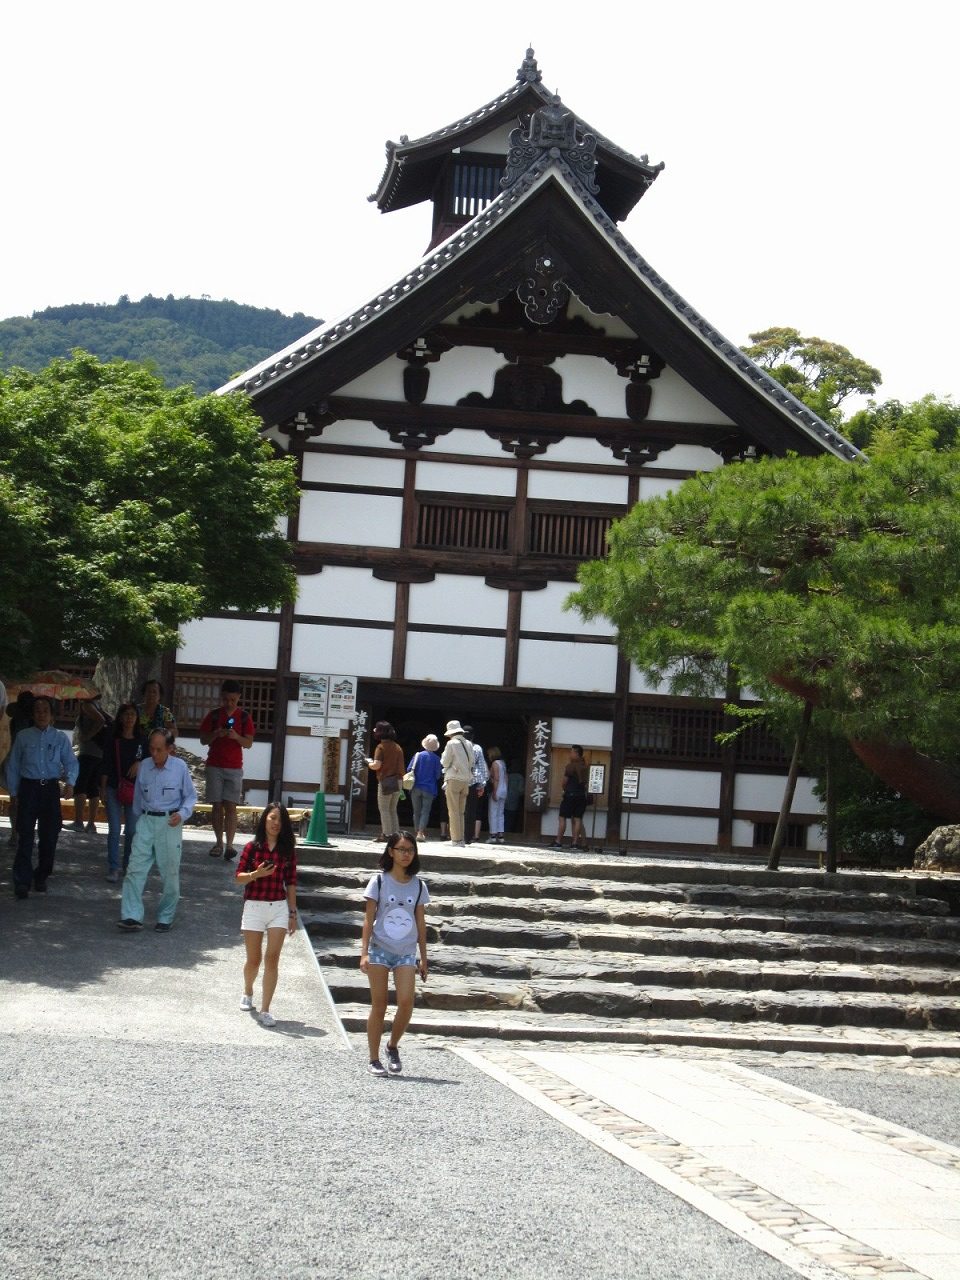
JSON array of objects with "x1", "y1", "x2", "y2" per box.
[
  {"x1": 296, "y1": 921, "x2": 354, "y2": 1052},
  {"x1": 455, "y1": 1046, "x2": 855, "y2": 1280}
]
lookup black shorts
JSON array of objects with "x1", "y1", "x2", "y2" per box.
[
  {"x1": 559, "y1": 792, "x2": 587, "y2": 819},
  {"x1": 75, "y1": 755, "x2": 102, "y2": 794}
]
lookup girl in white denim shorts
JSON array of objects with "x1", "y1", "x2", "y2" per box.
[{"x1": 360, "y1": 831, "x2": 430, "y2": 1076}]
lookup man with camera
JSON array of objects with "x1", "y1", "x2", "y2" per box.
[{"x1": 199, "y1": 679, "x2": 255, "y2": 860}]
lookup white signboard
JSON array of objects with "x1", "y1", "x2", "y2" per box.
[
  {"x1": 588, "y1": 764, "x2": 606, "y2": 796},
  {"x1": 621, "y1": 767, "x2": 640, "y2": 801},
  {"x1": 327, "y1": 675, "x2": 358, "y2": 718},
  {"x1": 310, "y1": 724, "x2": 342, "y2": 738},
  {"x1": 298, "y1": 673, "x2": 329, "y2": 717}
]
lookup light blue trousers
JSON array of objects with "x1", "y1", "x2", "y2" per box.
[{"x1": 120, "y1": 813, "x2": 183, "y2": 925}]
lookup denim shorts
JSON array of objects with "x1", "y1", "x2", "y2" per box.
[{"x1": 367, "y1": 942, "x2": 417, "y2": 970}]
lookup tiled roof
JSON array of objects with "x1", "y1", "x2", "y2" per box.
[{"x1": 220, "y1": 155, "x2": 861, "y2": 463}]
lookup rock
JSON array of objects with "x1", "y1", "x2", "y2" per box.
[{"x1": 914, "y1": 826, "x2": 960, "y2": 873}]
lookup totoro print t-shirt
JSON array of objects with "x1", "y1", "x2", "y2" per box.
[{"x1": 364, "y1": 871, "x2": 430, "y2": 954}]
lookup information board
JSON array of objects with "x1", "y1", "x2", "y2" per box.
[{"x1": 621, "y1": 767, "x2": 640, "y2": 800}]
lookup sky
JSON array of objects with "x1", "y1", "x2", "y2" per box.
[{"x1": 3, "y1": 0, "x2": 957, "y2": 407}]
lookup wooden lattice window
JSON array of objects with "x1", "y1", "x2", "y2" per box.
[
  {"x1": 627, "y1": 705, "x2": 725, "y2": 763},
  {"x1": 415, "y1": 500, "x2": 510, "y2": 552},
  {"x1": 448, "y1": 155, "x2": 505, "y2": 220},
  {"x1": 528, "y1": 510, "x2": 614, "y2": 559},
  {"x1": 753, "y1": 821, "x2": 806, "y2": 849},
  {"x1": 734, "y1": 721, "x2": 791, "y2": 767},
  {"x1": 173, "y1": 672, "x2": 275, "y2": 735}
]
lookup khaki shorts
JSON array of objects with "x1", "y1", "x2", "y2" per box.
[{"x1": 205, "y1": 766, "x2": 243, "y2": 804}]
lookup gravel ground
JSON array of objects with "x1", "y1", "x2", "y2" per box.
[
  {"x1": 756, "y1": 1062, "x2": 960, "y2": 1148},
  {"x1": 0, "y1": 1035, "x2": 802, "y2": 1280},
  {"x1": 0, "y1": 828, "x2": 798, "y2": 1280}
]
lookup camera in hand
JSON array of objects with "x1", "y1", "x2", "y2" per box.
[{"x1": 226, "y1": 716, "x2": 235, "y2": 729}]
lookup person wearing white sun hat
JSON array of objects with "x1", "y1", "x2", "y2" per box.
[{"x1": 439, "y1": 720, "x2": 473, "y2": 847}]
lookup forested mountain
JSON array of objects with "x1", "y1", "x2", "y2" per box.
[{"x1": 0, "y1": 295, "x2": 323, "y2": 394}]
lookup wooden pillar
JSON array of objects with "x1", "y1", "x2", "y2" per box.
[
  {"x1": 604, "y1": 466, "x2": 641, "y2": 849},
  {"x1": 269, "y1": 441, "x2": 302, "y2": 802},
  {"x1": 504, "y1": 589, "x2": 521, "y2": 687}
]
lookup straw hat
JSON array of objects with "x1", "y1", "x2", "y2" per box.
[
  {"x1": 444, "y1": 720, "x2": 465, "y2": 737},
  {"x1": 422, "y1": 734, "x2": 440, "y2": 750}
]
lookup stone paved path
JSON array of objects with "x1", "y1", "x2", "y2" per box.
[{"x1": 460, "y1": 1046, "x2": 960, "y2": 1280}]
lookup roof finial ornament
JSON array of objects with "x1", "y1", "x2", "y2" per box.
[
  {"x1": 517, "y1": 47, "x2": 542, "y2": 84},
  {"x1": 501, "y1": 92, "x2": 599, "y2": 195}
]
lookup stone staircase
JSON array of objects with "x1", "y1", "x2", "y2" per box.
[{"x1": 300, "y1": 842, "x2": 960, "y2": 1057}]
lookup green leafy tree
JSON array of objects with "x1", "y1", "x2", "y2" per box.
[
  {"x1": 846, "y1": 393, "x2": 960, "y2": 454},
  {"x1": 0, "y1": 352, "x2": 298, "y2": 677},
  {"x1": 569, "y1": 448, "x2": 960, "y2": 824},
  {"x1": 742, "y1": 327, "x2": 881, "y2": 424}
]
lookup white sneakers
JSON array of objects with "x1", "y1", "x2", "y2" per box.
[
  {"x1": 240, "y1": 995, "x2": 275, "y2": 1025},
  {"x1": 259, "y1": 1011, "x2": 276, "y2": 1028},
  {"x1": 240, "y1": 993, "x2": 254, "y2": 1011}
]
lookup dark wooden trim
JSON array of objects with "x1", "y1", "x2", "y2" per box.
[
  {"x1": 511, "y1": 464, "x2": 528, "y2": 558},
  {"x1": 270, "y1": 600, "x2": 295, "y2": 801},
  {"x1": 401, "y1": 458, "x2": 418, "y2": 548},
  {"x1": 733, "y1": 809, "x2": 821, "y2": 825},
  {"x1": 328, "y1": 394, "x2": 733, "y2": 450},
  {"x1": 356, "y1": 678, "x2": 615, "y2": 719},
  {"x1": 391, "y1": 582, "x2": 408, "y2": 680},
  {"x1": 172, "y1": 661, "x2": 281, "y2": 677},
  {"x1": 193, "y1": 610, "x2": 283, "y2": 623},
  {"x1": 288, "y1": 444, "x2": 303, "y2": 543},
  {"x1": 622, "y1": 802, "x2": 720, "y2": 820},
  {"x1": 504, "y1": 590, "x2": 521, "y2": 687},
  {"x1": 626, "y1": 469, "x2": 641, "y2": 508},
  {"x1": 409, "y1": 623, "x2": 505, "y2": 638},
  {"x1": 372, "y1": 568, "x2": 437, "y2": 584},
  {"x1": 416, "y1": 489, "x2": 514, "y2": 512},
  {"x1": 518, "y1": 630, "x2": 616, "y2": 645},
  {"x1": 294, "y1": 543, "x2": 583, "y2": 582},
  {"x1": 303, "y1": 440, "x2": 697, "y2": 482},
  {"x1": 301, "y1": 481, "x2": 404, "y2": 497},
  {"x1": 605, "y1": 652, "x2": 630, "y2": 849},
  {"x1": 292, "y1": 614, "x2": 393, "y2": 631}
]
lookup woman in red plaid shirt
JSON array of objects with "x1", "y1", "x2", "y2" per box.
[{"x1": 235, "y1": 803, "x2": 298, "y2": 1027}]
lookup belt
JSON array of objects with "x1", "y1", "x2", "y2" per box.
[
  {"x1": 21, "y1": 776, "x2": 56, "y2": 786},
  {"x1": 144, "y1": 809, "x2": 179, "y2": 817}
]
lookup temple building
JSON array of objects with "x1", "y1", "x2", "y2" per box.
[{"x1": 169, "y1": 50, "x2": 860, "y2": 852}]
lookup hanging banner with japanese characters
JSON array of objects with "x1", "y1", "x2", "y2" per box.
[{"x1": 525, "y1": 718, "x2": 551, "y2": 811}]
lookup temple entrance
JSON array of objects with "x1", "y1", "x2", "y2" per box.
[{"x1": 363, "y1": 703, "x2": 529, "y2": 838}]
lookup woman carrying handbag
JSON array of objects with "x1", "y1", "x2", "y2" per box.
[{"x1": 99, "y1": 703, "x2": 146, "y2": 882}]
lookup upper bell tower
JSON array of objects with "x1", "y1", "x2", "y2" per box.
[{"x1": 370, "y1": 48, "x2": 665, "y2": 250}]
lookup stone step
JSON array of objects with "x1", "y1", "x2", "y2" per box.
[
  {"x1": 330, "y1": 1002, "x2": 960, "y2": 1058},
  {"x1": 298, "y1": 864, "x2": 951, "y2": 916},
  {"x1": 300, "y1": 885, "x2": 960, "y2": 942},
  {"x1": 322, "y1": 965, "x2": 960, "y2": 1030},
  {"x1": 299, "y1": 842, "x2": 960, "y2": 908},
  {"x1": 312, "y1": 939, "x2": 960, "y2": 997},
  {"x1": 304, "y1": 909, "x2": 960, "y2": 969}
]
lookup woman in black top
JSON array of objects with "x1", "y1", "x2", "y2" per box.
[{"x1": 99, "y1": 702, "x2": 147, "y2": 881}]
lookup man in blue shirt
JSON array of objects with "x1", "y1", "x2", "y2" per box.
[
  {"x1": 6, "y1": 696, "x2": 79, "y2": 898},
  {"x1": 119, "y1": 728, "x2": 197, "y2": 932}
]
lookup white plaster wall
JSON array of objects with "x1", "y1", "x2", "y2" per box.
[
  {"x1": 291, "y1": 623, "x2": 393, "y2": 677},
  {"x1": 521, "y1": 580, "x2": 614, "y2": 638},
  {"x1": 552, "y1": 718, "x2": 614, "y2": 749},
  {"x1": 527, "y1": 469, "x2": 628, "y2": 504},
  {"x1": 409, "y1": 575, "x2": 508, "y2": 627},
  {"x1": 628, "y1": 665, "x2": 674, "y2": 695},
  {"x1": 621, "y1": 813, "x2": 719, "y2": 845},
  {"x1": 425, "y1": 347, "x2": 499, "y2": 406},
  {"x1": 282, "y1": 733, "x2": 327, "y2": 786},
  {"x1": 423, "y1": 427, "x2": 506, "y2": 459},
  {"x1": 462, "y1": 125, "x2": 513, "y2": 153},
  {"x1": 637, "y1": 475, "x2": 683, "y2": 502},
  {"x1": 245, "y1": 788, "x2": 269, "y2": 808},
  {"x1": 517, "y1": 639, "x2": 618, "y2": 692},
  {"x1": 244, "y1": 742, "x2": 273, "y2": 781},
  {"x1": 534, "y1": 437, "x2": 621, "y2": 467},
  {"x1": 302, "y1": 452, "x2": 405, "y2": 488},
  {"x1": 416, "y1": 459, "x2": 516, "y2": 498},
  {"x1": 652, "y1": 444, "x2": 724, "y2": 472},
  {"x1": 179, "y1": 617, "x2": 279, "y2": 670},
  {"x1": 553, "y1": 354, "x2": 629, "y2": 418},
  {"x1": 298, "y1": 491, "x2": 402, "y2": 547},
  {"x1": 566, "y1": 296, "x2": 636, "y2": 339},
  {"x1": 405, "y1": 631, "x2": 505, "y2": 686},
  {"x1": 734, "y1": 774, "x2": 823, "y2": 814},
  {"x1": 296, "y1": 568, "x2": 396, "y2": 622},
  {"x1": 541, "y1": 808, "x2": 609, "y2": 839},
  {"x1": 338, "y1": 357, "x2": 404, "y2": 400},
  {"x1": 649, "y1": 368, "x2": 735, "y2": 425},
  {"x1": 732, "y1": 819, "x2": 757, "y2": 850},
  {"x1": 637, "y1": 768, "x2": 722, "y2": 809},
  {"x1": 307, "y1": 420, "x2": 384, "y2": 449}
]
